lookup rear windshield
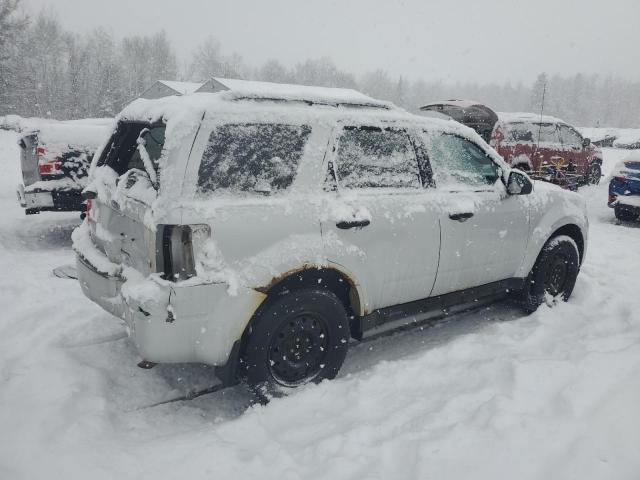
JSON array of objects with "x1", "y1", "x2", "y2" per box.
[
  {"x1": 98, "y1": 122, "x2": 166, "y2": 182},
  {"x1": 197, "y1": 123, "x2": 311, "y2": 195}
]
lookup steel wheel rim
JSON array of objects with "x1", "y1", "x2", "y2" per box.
[
  {"x1": 268, "y1": 313, "x2": 330, "y2": 386},
  {"x1": 544, "y1": 253, "x2": 569, "y2": 296}
]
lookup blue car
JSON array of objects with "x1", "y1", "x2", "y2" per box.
[{"x1": 609, "y1": 155, "x2": 640, "y2": 221}]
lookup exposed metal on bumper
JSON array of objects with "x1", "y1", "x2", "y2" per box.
[{"x1": 76, "y1": 254, "x2": 266, "y2": 366}]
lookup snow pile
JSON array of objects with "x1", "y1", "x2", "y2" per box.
[
  {"x1": 578, "y1": 127, "x2": 640, "y2": 148},
  {"x1": 206, "y1": 77, "x2": 394, "y2": 108},
  {"x1": 613, "y1": 129, "x2": 640, "y2": 149}
]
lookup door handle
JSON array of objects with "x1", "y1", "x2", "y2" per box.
[
  {"x1": 336, "y1": 219, "x2": 371, "y2": 229},
  {"x1": 449, "y1": 212, "x2": 474, "y2": 222}
]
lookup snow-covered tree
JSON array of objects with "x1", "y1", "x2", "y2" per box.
[{"x1": 0, "y1": 0, "x2": 28, "y2": 114}]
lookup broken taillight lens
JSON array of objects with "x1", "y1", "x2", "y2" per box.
[
  {"x1": 159, "y1": 224, "x2": 211, "y2": 281},
  {"x1": 160, "y1": 225, "x2": 196, "y2": 281}
]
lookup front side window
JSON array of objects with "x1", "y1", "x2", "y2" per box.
[
  {"x1": 334, "y1": 127, "x2": 421, "y2": 189},
  {"x1": 424, "y1": 133, "x2": 501, "y2": 188},
  {"x1": 558, "y1": 124, "x2": 583, "y2": 149},
  {"x1": 197, "y1": 123, "x2": 311, "y2": 195}
]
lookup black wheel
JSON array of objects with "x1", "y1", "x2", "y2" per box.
[
  {"x1": 520, "y1": 235, "x2": 580, "y2": 313},
  {"x1": 586, "y1": 163, "x2": 601, "y2": 185},
  {"x1": 614, "y1": 204, "x2": 639, "y2": 222},
  {"x1": 241, "y1": 289, "x2": 350, "y2": 394}
]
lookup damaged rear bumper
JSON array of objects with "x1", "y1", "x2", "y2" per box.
[{"x1": 75, "y1": 252, "x2": 266, "y2": 370}]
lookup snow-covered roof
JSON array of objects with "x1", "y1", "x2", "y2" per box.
[
  {"x1": 116, "y1": 91, "x2": 507, "y2": 173},
  {"x1": 157, "y1": 80, "x2": 203, "y2": 95},
  {"x1": 496, "y1": 111, "x2": 565, "y2": 124},
  {"x1": 28, "y1": 121, "x2": 114, "y2": 150},
  {"x1": 196, "y1": 77, "x2": 390, "y2": 108},
  {"x1": 1, "y1": 115, "x2": 113, "y2": 133}
]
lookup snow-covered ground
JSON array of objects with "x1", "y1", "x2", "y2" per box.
[{"x1": 1, "y1": 130, "x2": 640, "y2": 480}]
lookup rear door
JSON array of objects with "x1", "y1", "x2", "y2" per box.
[
  {"x1": 533, "y1": 122, "x2": 563, "y2": 171},
  {"x1": 320, "y1": 125, "x2": 441, "y2": 312},
  {"x1": 419, "y1": 131, "x2": 530, "y2": 295}
]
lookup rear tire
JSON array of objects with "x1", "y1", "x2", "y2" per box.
[
  {"x1": 241, "y1": 289, "x2": 350, "y2": 396},
  {"x1": 614, "y1": 204, "x2": 639, "y2": 222},
  {"x1": 520, "y1": 235, "x2": 580, "y2": 313},
  {"x1": 586, "y1": 163, "x2": 602, "y2": 185}
]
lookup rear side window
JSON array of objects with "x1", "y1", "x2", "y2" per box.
[
  {"x1": 424, "y1": 133, "x2": 500, "y2": 188},
  {"x1": 334, "y1": 127, "x2": 421, "y2": 189},
  {"x1": 502, "y1": 123, "x2": 534, "y2": 143},
  {"x1": 197, "y1": 123, "x2": 311, "y2": 195}
]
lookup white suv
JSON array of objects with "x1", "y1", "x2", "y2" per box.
[{"x1": 74, "y1": 81, "x2": 588, "y2": 392}]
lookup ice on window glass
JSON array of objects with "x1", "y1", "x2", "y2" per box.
[
  {"x1": 197, "y1": 123, "x2": 311, "y2": 195},
  {"x1": 335, "y1": 128, "x2": 420, "y2": 189}
]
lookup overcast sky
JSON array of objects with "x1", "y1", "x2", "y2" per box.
[{"x1": 24, "y1": 0, "x2": 640, "y2": 84}]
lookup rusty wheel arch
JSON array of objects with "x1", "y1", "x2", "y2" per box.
[{"x1": 254, "y1": 266, "x2": 363, "y2": 334}]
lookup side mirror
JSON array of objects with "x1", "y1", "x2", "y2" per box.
[
  {"x1": 507, "y1": 169, "x2": 533, "y2": 195},
  {"x1": 582, "y1": 137, "x2": 591, "y2": 147}
]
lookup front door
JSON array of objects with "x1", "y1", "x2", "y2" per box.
[
  {"x1": 419, "y1": 131, "x2": 530, "y2": 296},
  {"x1": 532, "y1": 122, "x2": 563, "y2": 172},
  {"x1": 558, "y1": 123, "x2": 589, "y2": 177},
  {"x1": 320, "y1": 125, "x2": 441, "y2": 313}
]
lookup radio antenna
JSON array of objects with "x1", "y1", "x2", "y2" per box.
[{"x1": 536, "y1": 81, "x2": 547, "y2": 149}]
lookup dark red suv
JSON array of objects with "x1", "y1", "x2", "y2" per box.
[{"x1": 420, "y1": 100, "x2": 603, "y2": 187}]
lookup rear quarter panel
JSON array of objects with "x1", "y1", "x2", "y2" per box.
[{"x1": 178, "y1": 114, "x2": 333, "y2": 290}]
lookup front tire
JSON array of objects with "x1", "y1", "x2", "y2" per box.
[
  {"x1": 241, "y1": 289, "x2": 350, "y2": 395},
  {"x1": 520, "y1": 235, "x2": 580, "y2": 313},
  {"x1": 614, "y1": 204, "x2": 639, "y2": 222}
]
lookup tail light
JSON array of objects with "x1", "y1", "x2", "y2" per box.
[
  {"x1": 160, "y1": 225, "x2": 197, "y2": 281},
  {"x1": 85, "y1": 199, "x2": 92, "y2": 220},
  {"x1": 36, "y1": 147, "x2": 62, "y2": 176},
  {"x1": 608, "y1": 194, "x2": 617, "y2": 205},
  {"x1": 613, "y1": 176, "x2": 626, "y2": 183}
]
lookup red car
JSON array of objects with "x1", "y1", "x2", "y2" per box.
[{"x1": 420, "y1": 100, "x2": 603, "y2": 187}]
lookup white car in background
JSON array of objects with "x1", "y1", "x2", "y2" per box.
[{"x1": 73, "y1": 81, "x2": 588, "y2": 394}]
